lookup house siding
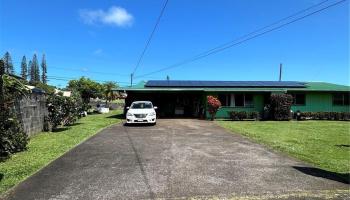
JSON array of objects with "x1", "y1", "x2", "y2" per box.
[
  {"x1": 207, "y1": 91, "x2": 350, "y2": 119},
  {"x1": 206, "y1": 93, "x2": 265, "y2": 118},
  {"x1": 291, "y1": 92, "x2": 350, "y2": 112}
]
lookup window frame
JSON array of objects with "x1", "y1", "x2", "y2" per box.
[
  {"x1": 291, "y1": 93, "x2": 306, "y2": 106},
  {"x1": 221, "y1": 93, "x2": 255, "y2": 108},
  {"x1": 218, "y1": 94, "x2": 231, "y2": 107},
  {"x1": 333, "y1": 93, "x2": 350, "y2": 106}
]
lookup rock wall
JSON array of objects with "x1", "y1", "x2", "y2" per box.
[{"x1": 15, "y1": 93, "x2": 47, "y2": 137}]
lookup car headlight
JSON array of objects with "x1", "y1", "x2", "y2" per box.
[
  {"x1": 149, "y1": 112, "x2": 156, "y2": 116},
  {"x1": 127, "y1": 112, "x2": 133, "y2": 116}
]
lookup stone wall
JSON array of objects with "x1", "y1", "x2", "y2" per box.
[{"x1": 15, "y1": 93, "x2": 47, "y2": 137}]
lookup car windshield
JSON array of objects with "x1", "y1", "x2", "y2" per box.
[{"x1": 131, "y1": 102, "x2": 153, "y2": 109}]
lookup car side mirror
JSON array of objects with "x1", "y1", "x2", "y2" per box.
[
  {"x1": 126, "y1": 107, "x2": 130, "y2": 110},
  {"x1": 154, "y1": 106, "x2": 158, "y2": 110}
]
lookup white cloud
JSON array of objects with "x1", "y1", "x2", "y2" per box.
[{"x1": 80, "y1": 6, "x2": 133, "y2": 27}]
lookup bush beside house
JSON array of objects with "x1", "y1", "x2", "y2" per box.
[
  {"x1": 268, "y1": 94, "x2": 293, "y2": 120},
  {"x1": 228, "y1": 111, "x2": 260, "y2": 120},
  {"x1": 207, "y1": 96, "x2": 221, "y2": 121},
  {"x1": 295, "y1": 111, "x2": 350, "y2": 121}
]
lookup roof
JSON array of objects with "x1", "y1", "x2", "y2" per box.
[
  {"x1": 145, "y1": 80, "x2": 306, "y2": 88},
  {"x1": 115, "y1": 80, "x2": 350, "y2": 92}
]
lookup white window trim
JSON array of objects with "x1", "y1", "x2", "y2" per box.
[{"x1": 226, "y1": 94, "x2": 253, "y2": 107}]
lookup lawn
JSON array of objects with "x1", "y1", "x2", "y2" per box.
[
  {"x1": 0, "y1": 110, "x2": 123, "y2": 195},
  {"x1": 217, "y1": 120, "x2": 350, "y2": 174}
]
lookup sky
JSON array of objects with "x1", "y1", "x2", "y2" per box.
[{"x1": 0, "y1": 0, "x2": 348, "y2": 87}]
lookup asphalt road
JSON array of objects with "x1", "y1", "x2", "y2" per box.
[{"x1": 4, "y1": 119, "x2": 349, "y2": 200}]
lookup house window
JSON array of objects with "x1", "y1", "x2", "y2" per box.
[
  {"x1": 333, "y1": 93, "x2": 350, "y2": 106},
  {"x1": 291, "y1": 93, "x2": 305, "y2": 105},
  {"x1": 217, "y1": 93, "x2": 255, "y2": 107},
  {"x1": 245, "y1": 94, "x2": 254, "y2": 107},
  {"x1": 218, "y1": 94, "x2": 231, "y2": 106},
  {"x1": 234, "y1": 94, "x2": 244, "y2": 107}
]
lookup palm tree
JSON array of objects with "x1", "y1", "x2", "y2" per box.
[{"x1": 103, "y1": 81, "x2": 118, "y2": 105}]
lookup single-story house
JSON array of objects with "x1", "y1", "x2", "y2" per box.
[{"x1": 115, "y1": 80, "x2": 350, "y2": 119}]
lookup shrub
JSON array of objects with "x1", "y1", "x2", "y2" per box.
[
  {"x1": 341, "y1": 112, "x2": 350, "y2": 120},
  {"x1": 229, "y1": 111, "x2": 260, "y2": 120},
  {"x1": 250, "y1": 111, "x2": 260, "y2": 120},
  {"x1": 296, "y1": 111, "x2": 350, "y2": 121},
  {"x1": 46, "y1": 92, "x2": 83, "y2": 131},
  {"x1": 269, "y1": 94, "x2": 293, "y2": 121},
  {"x1": 207, "y1": 96, "x2": 221, "y2": 121}
]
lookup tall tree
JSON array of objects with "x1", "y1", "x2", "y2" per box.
[
  {"x1": 28, "y1": 60, "x2": 34, "y2": 83},
  {"x1": 41, "y1": 54, "x2": 47, "y2": 84},
  {"x1": 3, "y1": 52, "x2": 14, "y2": 74},
  {"x1": 31, "y1": 54, "x2": 40, "y2": 83},
  {"x1": 20, "y1": 56, "x2": 28, "y2": 80}
]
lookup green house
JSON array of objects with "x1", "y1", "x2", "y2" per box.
[{"x1": 116, "y1": 80, "x2": 350, "y2": 119}]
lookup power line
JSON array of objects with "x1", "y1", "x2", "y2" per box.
[
  {"x1": 135, "y1": 0, "x2": 346, "y2": 79},
  {"x1": 131, "y1": 0, "x2": 169, "y2": 78}
]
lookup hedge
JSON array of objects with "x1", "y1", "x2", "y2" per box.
[
  {"x1": 295, "y1": 111, "x2": 350, "y2": 121},
  {"x1": 228, "y1": 111, "x2": 260, "y2": 120}
]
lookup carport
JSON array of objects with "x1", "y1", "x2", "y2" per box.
[{"x1": 124, "y1": 90, "x2": 206, "y2": 118}]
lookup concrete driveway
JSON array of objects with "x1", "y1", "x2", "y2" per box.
[{"x1": 4, "y1": 119, "x2": 349, "y2": 200}]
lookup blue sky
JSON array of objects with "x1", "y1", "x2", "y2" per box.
[{"x1": 0, "y1": 0, "x2": 348, "y2": 87}]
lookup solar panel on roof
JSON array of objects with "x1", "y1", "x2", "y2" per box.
[{"x1": 145, "y1": 80, "x2": 306, "y2": 88}]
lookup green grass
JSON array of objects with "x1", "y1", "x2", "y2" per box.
[
  {"x1": 217, "y1": 120, "x2": 350, "y2": 174},
  {"x1": 0, "y1": 110, "x2": 123, "y2": 194}
]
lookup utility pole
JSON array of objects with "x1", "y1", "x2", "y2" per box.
[
  {"x1": 130, "y1": 73, "x2": 133, "y2": 87},
  {"x1": 279, "y1": 63, "x2": 282, "y2": 81}
]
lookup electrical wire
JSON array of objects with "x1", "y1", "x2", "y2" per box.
[
  {"x1": 131, "y1": 0, "x2": 169, "y2": 75},
  {"x1": 135, "y1": 0, "x2": 346, "y2": 79}
]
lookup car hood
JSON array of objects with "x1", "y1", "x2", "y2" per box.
[{"x1": 128, "y1": 108, "x2": 155, "y2": 114}]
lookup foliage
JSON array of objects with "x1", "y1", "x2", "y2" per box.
[
  {"x1": 34, "y1": 82, "x2": 55, "y2": 95},
  {"x1": 2, "y1": 74, "x2": 29, "y2": 98},
  {"x1": 20, "y1": 56, "x2": 27, "y2": 80},
  {"x1": 207, "y1": 95, "x2": 221, "y2": 121},
  {"x1": 67, "y1": 77, "x2": 104, "y2": 108},
  {"x1": 217, "y1": 120, "x2": 350, "y2": 175},
  {"x1": 103, "y1": 81, "x2": 119, "y2": 104},
  {"x1": 229, "y1": 111, "x2": 260, "y2": 120},
  {"x1": 296, "y1": 111, "x2": 350, "y2": 121},
  {"x1": 46, "y1": 92, "x2": 83, "y2": 130},
  {"x1": 41, "y1": 54, "x2": 47, "y2": 84},
  {"x1": 0, "y1": 60, "x2": 29, "y2": 158},
  {"x1": 269, "y1": 94, "x2": 293, "y2": 120},
  {"x1": 0, "y1": 111, "x2": 28, "y2": 157},
  {"x1": 2, "y1": 52, "x2": 14, "y2": 74},
  {"x1": 0, "y1": 110, "x2": 122, "y2": 194},
  {"x1": 30, "y1": 54, "x2": 40, "y2": 84}
]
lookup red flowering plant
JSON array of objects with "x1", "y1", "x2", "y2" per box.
[{"x1": 207, "y1": 95, "x2": 221, "y2": 121}]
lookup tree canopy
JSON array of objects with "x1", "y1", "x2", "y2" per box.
[{"x1": 67, "y1": 77, "x2": 104, "y2": 103}]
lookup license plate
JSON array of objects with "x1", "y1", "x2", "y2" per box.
[{"x1": 136, "y1": 119, "x2": 144, "y2": 122}]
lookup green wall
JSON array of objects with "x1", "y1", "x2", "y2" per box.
[
  {"x1": 291, "y1": 92, "x2": 350, "y2": 112},
  {"x1": 206, "y1": 91, "x2": 350, "y2": 119},
  {"x1": 206, "y1": 93, "x2": 265, "y2": 119}
]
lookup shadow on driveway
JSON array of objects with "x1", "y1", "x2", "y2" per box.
[{"x1": 293, "y1": 166, "x2": 349, "y2": 184}]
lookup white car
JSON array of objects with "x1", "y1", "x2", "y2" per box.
[{"x1": 126, "y1": 101, "x2": 157, "y2": 125}]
